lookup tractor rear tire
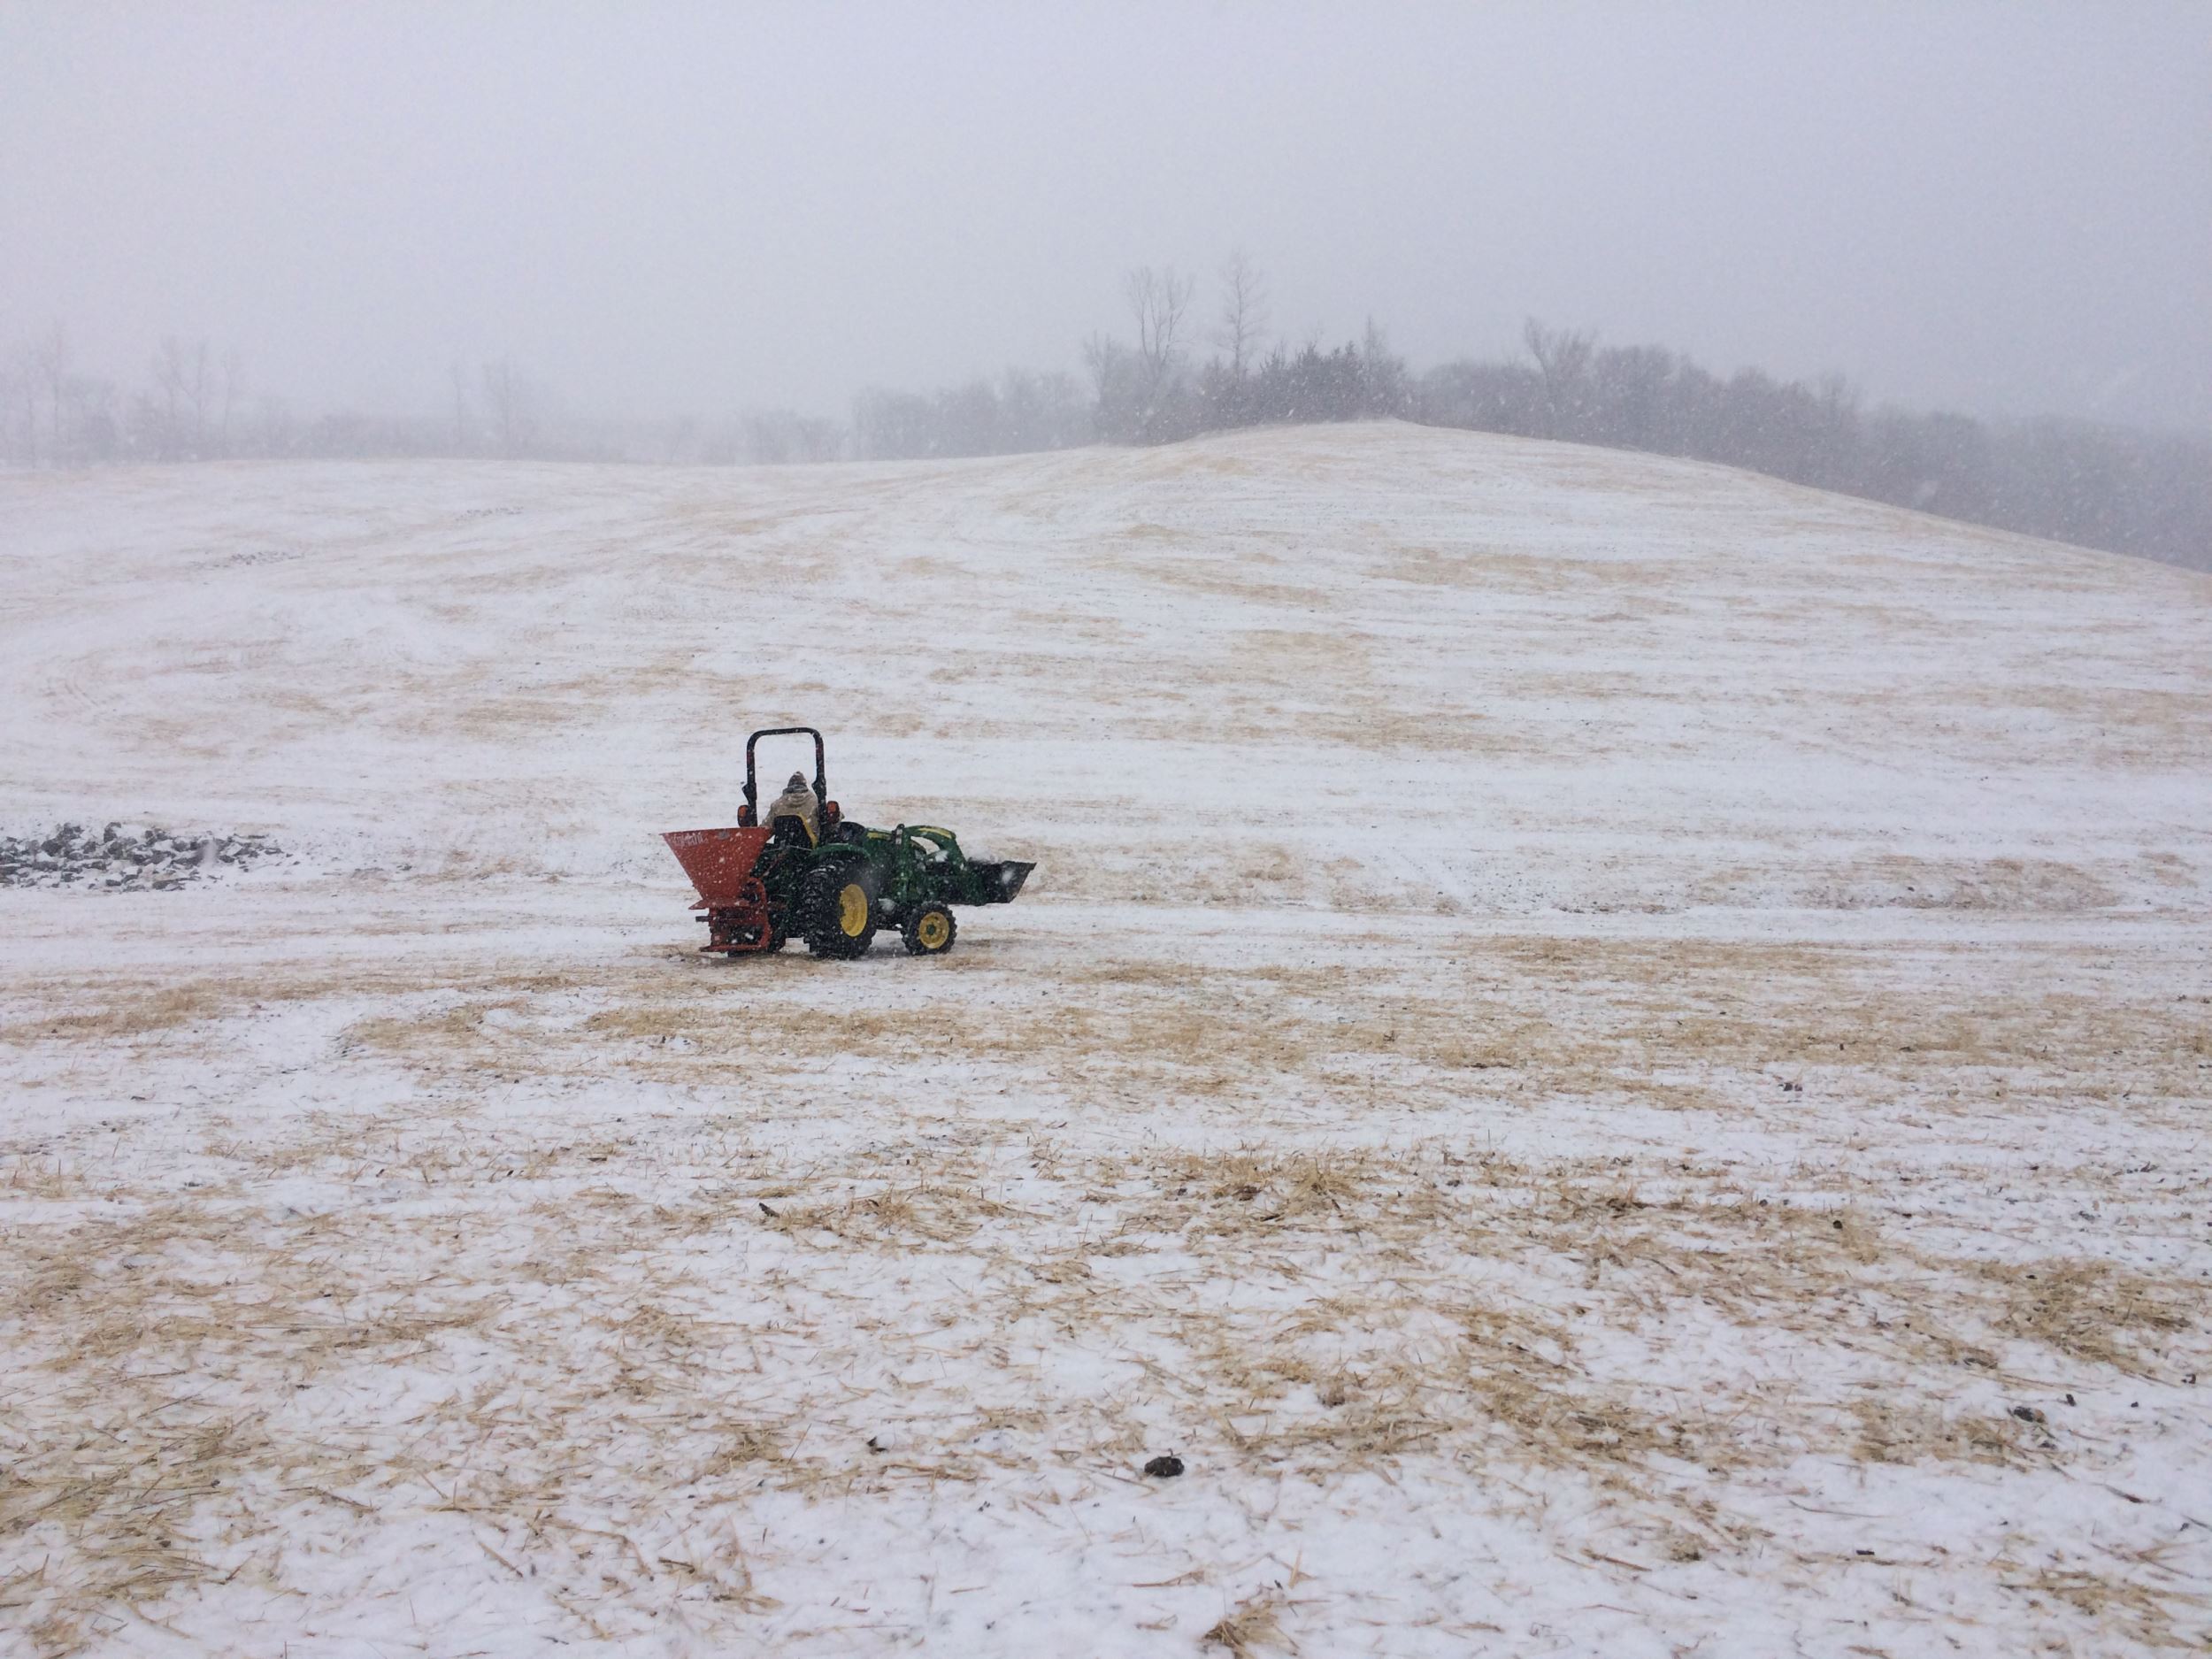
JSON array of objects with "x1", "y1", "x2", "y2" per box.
[
  {"x1": 902, "y1": 903, "x2": 956, "y2": 956},
  {"x1": 803, "y1": 864, "x2": 879, "y2": 958}
]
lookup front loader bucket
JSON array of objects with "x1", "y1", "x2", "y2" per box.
[
  {"x1": 971, "y1": 860, "x2": 1034, "y2": 903},
  {"x1": 663, "y1": 826, "x2": 774, "y2": 907}
]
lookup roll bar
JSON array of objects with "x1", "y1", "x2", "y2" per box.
[{"x1": 742, "y1": 726, "x2": 827, "y2": 817}]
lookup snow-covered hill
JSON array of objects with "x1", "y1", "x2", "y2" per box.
[
  {"x1": 5, "y1": 422, "x2": 2208, "y2": 910},
  {"x1": 4, "y1": 426, "x2": 2208, "y2": 1655}
]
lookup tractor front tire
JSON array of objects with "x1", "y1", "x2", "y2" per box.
[
  {"x1": 902, "y1": 903, "x2": 956, "y2": 956},
  {"x1": 803, "y1": 864, "x2": 879, "y2": 958}
]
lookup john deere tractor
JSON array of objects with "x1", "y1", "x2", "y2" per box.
[{"x1": 662, "y1": 726, "x2": 1033, "y2": 959}]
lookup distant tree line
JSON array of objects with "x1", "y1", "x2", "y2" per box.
[
  {"x1": 1059, "y1": 260, "x2": 2208, "y2": 570},
  {"x1": 0, "y1": 328, "x2": 598, "y2": 465},
  {"x1": 1418, "y1": 321, "x2": 2211, "y2": 572},
  {"x1": 850, "y1": 368, "x2": 1091, "y2": 461},
  {"x1": 0, "y1": 324, "x2": 258, "y2": 465},
  {"x1": 1078, "y1": 256, "x2": 1412, "y2": 443},
  {"x1": 843, "y1": 256, "x2": 2207, "y2": 570},
  {"x1": 5, "y1": 273, "x2": 2206, "y2": 570}
]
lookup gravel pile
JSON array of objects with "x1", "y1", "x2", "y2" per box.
[{"x1": 0, "y1": 823, "x2": 287, "y2": 890}]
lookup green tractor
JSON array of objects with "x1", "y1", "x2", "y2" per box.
[{"x1": 662, "y1": 726, "x2": 1033, "y2": 959}]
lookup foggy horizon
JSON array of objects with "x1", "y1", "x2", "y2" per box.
[{"x1": 5, "y1": 1, "x2": 2208, "y2": 434}]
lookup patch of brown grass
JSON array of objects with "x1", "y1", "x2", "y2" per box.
[
  {"x1": 3, "y1": 983, "x2": 232, "y2": 1041},
  {"x1": 1202, "y1": 1594, "x2": 1289, "y2": 1657},
  {"x1": 764, "y1": 1180, "x2": 1025, "y2": 1247},
  {"x1": 1987, "y1": 1258, "x2": 2198, "y2": 1372},
  {"x1": 1852, "y1": 1398, "x2": 2024, "y2": 1466}
]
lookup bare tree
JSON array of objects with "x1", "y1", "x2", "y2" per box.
[
  {"x1": 1806, "y1": 372, "x2": 1862, "y2": 490},
  {"x1": 1081, "y1": 330, "x2": 1148, "y2": 442},
  {"x1": 5, "y1": 346, "x2": 37, "y2": 465},
  {"x1": 220, "y1": 348, "x2": 244, "y2": 455},
  {"x1": 448, "y1": 359, "x2": 472, "y2": 452},
  {"x1": 150, "y1": 336, "x2": 212, "y2": 456},
  {"x1": 253, "y1": 394, "x2": 295, "y2": 458},
  {"x1": 1523, "y1": 319, "x2": 1595, "y2": 440},
  {"x1": 480, "y1": 357, "x2": 538, "y2": 457},
  {"x1": 1125, "y1": 265, "x2": 1194, "y2": 395},
  {"x1": 151, "y1": 341, "x2": 181, "y2": 451},
  {"x1": 185, "y1": 342, "x2": 211, "y2": 447},
  {"x1": 61, "y1": 376, "x2": 119, "y2": 461},
  {"x1": 1213, "y1": 250, "x2": 1270, "y2": 380},
  {"x1": 1080, "y1": 331, "x2": 1122, "y2": 403},
  {"x1": 31, "y1": 321, "x2": 69, "y2": 457}
]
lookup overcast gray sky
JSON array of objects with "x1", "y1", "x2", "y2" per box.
[{"x1": 4, "y1": 2, "x2": 2207, "y2": 432}]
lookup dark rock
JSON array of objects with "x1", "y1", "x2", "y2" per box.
[
  {"x1": 1142, "y1": 1455, "x2": 1185, "y2": 1479},
  {"x1": 2, "y1": 822, "x2": 287, "y2": 890}
]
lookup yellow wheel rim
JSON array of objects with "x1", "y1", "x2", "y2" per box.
[
  {"x1": 917, "y1": 910, "x2": 950, "y2": 949},
  {"x1": 837, "y1": 883, "x2": 870, "y2": 936}
]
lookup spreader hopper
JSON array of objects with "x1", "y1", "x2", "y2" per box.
[{"x1": 663, "y1": 826, "x2": 773, "y2": 908}]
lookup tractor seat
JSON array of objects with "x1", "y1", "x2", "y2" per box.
[{"x1": 771, "y1": 813, "x2": 817, "y2": 848}]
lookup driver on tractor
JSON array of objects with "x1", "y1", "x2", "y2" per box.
[{"x1": 766, "y1": 770, "x2": 822, "y2": 845}]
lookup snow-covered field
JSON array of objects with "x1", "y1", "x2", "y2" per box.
[{"x1": 3, "y1": 423, "x2": 2208, "y2": 1655}]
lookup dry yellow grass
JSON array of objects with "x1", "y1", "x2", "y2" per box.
[
  {"x1": 1202, "y1": 1594, "x2": 1290, "y2": 1656},
  {"x1": 4, "y1": 921, "x2": 2207, "y2": 1649},
  {"x1": 4, "y1": 416, "x2": 2208, "y2": 1654}
]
